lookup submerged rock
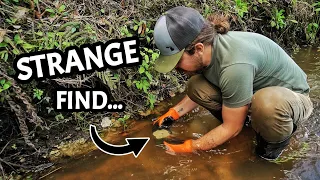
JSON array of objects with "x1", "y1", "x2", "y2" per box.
[{"x1": 153, "y1": 129, "x2": 171, "y2": 139}]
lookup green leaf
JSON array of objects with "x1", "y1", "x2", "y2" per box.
[
  {"x1": 315, "y1": 8, "x2": 320, "y2": 12},
  {"x1": 270, "y1": 21, "x2": 276, "y2": 27},
  {"x1": 312, "y1": 2, "x2": 320, "y2": 6},
  {"x1": 144, "y1": 55, "x2": 149, "y2": 63},
  {"x1": 0, "y1": 79, "x2": 5, "y2": 85},
  {"x1": 4, "y1": 52, "x2": 8, "y2": 61},
  {"x1": 313, "y1": 23, "x2": 319, "y2": 28},
  {"x1": 71, "y1": 27, "x2": 77, "y2": 33},
  {"x1": 58, "y1": 5, "x2": 66, "y2": 13},
  {"x1": 139, "y1": 66, "x2": 145, "y2": 74},
  {"x1": 145, "y1": 71, "x2": 153, "y2": 81},
  {"x1": 146, "y1": 36, "x2": 151, "y2": 43},
  {"x1": 152, "y1": 53, "x2": 159, "y2": 61},
  {"x1": 133, "y1": 25, "x2": 138, "y2": 31},
  {"x1": 14, "y1": 34, "x2": 23, "y2": 44},
  {"x1": 0, "y1": 43, "x2": 8, "y2": 48},
  {"x1": 46, "y1": 9, "x2": 55, "y2": 13},
  {"x1": 289, "y1": 20, "x2": 298, "y2": 24},
  {"x1": 12, "y1": 48, "x2": 20, "y2": 55},
  {"x1": 3, "y1": 83, "x2": 10, "y2": 90},
  {"x1": 133, "y1": 19, "x2": 139, "y2": 24},
  {"x1": 11, "y1": 144, "x2": 17, "y2": 150},
  {"x1": 100, "y1": 9, "x2": 105, "y2": 13},
  {"x1": 22, "y1": 43, "x2": 37, "y2": 50},
  {"x1": 35, "y1": 31, "x2": 43, "y2": 36}
]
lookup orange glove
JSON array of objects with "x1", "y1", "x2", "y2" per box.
[
  {"x1": 153, "y1": 108, "x2": 180, "y2": 127},
  {"x1": 163, "y1": 140, "x2": 193, "y2": 153}
]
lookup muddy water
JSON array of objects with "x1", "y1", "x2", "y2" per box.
[{"x1": 44, "y1": 47, "x2": 320, "y2": 180}]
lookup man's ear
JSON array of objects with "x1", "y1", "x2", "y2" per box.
[{"x1": 194, "y1": 43, "x2": 204, "y2": 54}]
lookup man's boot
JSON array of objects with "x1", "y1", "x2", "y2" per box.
[{"x1": 255, "y1": 124, "x2": 297, "y2": 160}]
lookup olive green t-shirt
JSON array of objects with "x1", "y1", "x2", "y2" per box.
[{"x1": 202, "y1": 31, "x2": 310, "y2": 108}]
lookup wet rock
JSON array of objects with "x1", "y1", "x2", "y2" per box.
[{"x1": 153, "y1": 129, "x2": 171, "y2": 139}]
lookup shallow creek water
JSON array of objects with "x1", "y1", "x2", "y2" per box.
[{"x1": 44, "y1": 47, "x2": 320, "y2": 180}]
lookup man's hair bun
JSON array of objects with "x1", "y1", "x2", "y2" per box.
[{"x1": 207, "y1": 14, "x2": 230, "y2": 34}]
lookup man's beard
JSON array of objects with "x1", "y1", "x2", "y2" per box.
[
  {"x1": 194, "y1": 57, "x2": 207, "y2": 74},
  {"x1": 181, "y1": 64, "x2": 207, "y2": 77}
]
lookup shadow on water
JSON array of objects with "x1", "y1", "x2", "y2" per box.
[{"x1": 44, "y1": 47, "x2": 320, "y2": 180}]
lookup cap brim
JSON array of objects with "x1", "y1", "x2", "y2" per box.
[{"x1": 154, "y1": 49, "x2": 185, "y2": 73}]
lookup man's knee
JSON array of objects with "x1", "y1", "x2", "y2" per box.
[{"x1": 250, "y1": 87, "x2": 294, "y2": 142}]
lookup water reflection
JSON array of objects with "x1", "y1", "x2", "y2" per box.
[{"x1": 44, "y1": 47, "x2": 320, "y2": 180}]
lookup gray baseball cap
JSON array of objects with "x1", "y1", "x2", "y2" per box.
[{"x1": 154, "y1": 6, "x2": 205, "y2": 73}]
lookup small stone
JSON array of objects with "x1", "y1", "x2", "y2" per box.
[{"x1": 101, "y1": 117, "x2": 112, "y2": 128}]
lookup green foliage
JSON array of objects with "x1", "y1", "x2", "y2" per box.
[
  {"x1": 234, "y1": 0, "x2": 248, "y2": 18},
  {"x1": 120, "y1": 26, "x2": 133, "y2": 37},
  {"x1": 214, "y1": 0, "x2": 230, "y2": 12},
  {"x1": 305, "y1": 2, "x2": 320, "y2": 44},
  {"x1": 133, "y1": 47, "x2": 159, "y2": 108},
  {"x1": 0, "y1": 23, "x2": 97, "y2": 68},
  {"x1": 45, "y1": 4, "x2": 67, "y2": 17},
  {"x1": 118, "y1": 114, "x2": 130, "y2": 130},
  {"x1": 33, "y1": 88, "x2": 43, "y2": 100},
  {"x1": 270, "y1": 8, "x2": 286, "y2": 29},
  {"x1": 96, "y1": 71, "x2": 120, "y2": 90},
  {"x1": 313, "y1": 2, "x2": 320, "y2": 13},
  {"x1": 118, "y1": 114, "x2": 130, "y2": 124},
  {"x1": 132, "y1": 19, "x2": 154, "y2": 44},
  {"x1": 306, "y1": 23, "x2": 319, "y2": 44},
  {"x1": 0, "y1": 78, "x2": 11, "y2": 93},
  {"x1": 55, "y1": 113, "x2": 64, "y2": 121},
  {"x1": 113, "y1": 19, "x2": 160, "y2": 109},
  {"x1": 203, "y1": 4, "x2": 213, "y2": 18}
]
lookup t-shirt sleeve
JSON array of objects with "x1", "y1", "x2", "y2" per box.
[{"x1": 219, "y1": 64, "x2": 255, "y2": 108}]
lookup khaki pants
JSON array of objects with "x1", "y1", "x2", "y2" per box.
[{"x1": 187, "y1": 75, "x2": 314, "y2": 143}]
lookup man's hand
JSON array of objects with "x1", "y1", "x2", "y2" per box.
[
  {"x1": 163, "y1": 140, "x2": 193, "y2": 153},
  {"x1": 153, "y1": 108, "x2": 180, "y2": 127}
]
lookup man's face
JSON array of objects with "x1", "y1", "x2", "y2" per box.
[{"x1": 175, "y1": 51, "x2": 205, "y2": 75}]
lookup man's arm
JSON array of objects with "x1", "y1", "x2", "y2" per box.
[
  {"x1": 153, "y1": 95, "x2": 198, "y2": 126},
  {"x1": 173, "y1": 95, "x2": 199, "y2": 117},
  {"x1": 191, "y1": 104, "x2": 249, "y2": 151}
]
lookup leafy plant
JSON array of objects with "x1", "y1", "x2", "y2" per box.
[
  {"x1": 119, "y1": 20, "x2": 160, "y2": 109},
  {"x1": 132, "y1": 20, "x2": 154, "y2": 44},
  {"x1": 118, "y1": 114, "x2": 130, "y2": 130},
  {"x1": 55, "y1": 113, "x2": 64, "y2": 121},
  {"x1": 270, "y1": 8, "x2": 286, "y2": 29},
  {"x1": 306, "y1": 23, "x2": 319, "y2": 44},
  {"x1": 0, "y1": 79, "x2": 11, "y2": 93},
  {"x1": 118, "y1": 114, "x2": 130, "y2": 124},
  {"x1": 133, "y1": 47, "x2": 159, "y2": 108},
  {"x1": 33, "y1": 88, "x2": 43, "y2": 100},
  {"x1": 45, "y1": 4, "x2": 67, "y2": 17},
  {"x1": 234, "y1": 0, "x2": 248, "y2": 18},
  {"x1": 203, "y1": 4, "x2": 213, "y2": 18},
  {"x1": 313, "y1": 1, "x2": 320, "y2": 13}
]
